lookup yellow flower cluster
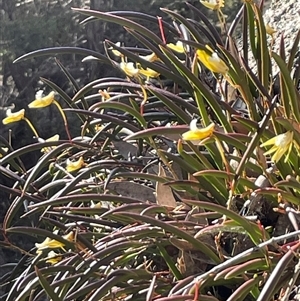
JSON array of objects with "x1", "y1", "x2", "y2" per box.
[
  {"x1": 110, "y1": 42, "x2": 160, "y2": 80},
  {"x1": 35, "y1": 231, "x2": 74, "y2": 265}
]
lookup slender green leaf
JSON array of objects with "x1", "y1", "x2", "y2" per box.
[
  {"x1": 35, "y1": 266, "x2": 63, "y2": 301},
  {"x1": 13, "y1": 47, "x2": 108, "y2": 63}
]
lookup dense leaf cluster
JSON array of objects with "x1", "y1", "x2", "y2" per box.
[{"x1": 0, "y1": 1, "x2": 300, "y2": 300}]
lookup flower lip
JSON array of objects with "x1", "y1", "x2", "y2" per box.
[{"x1": 45, "y1": 251, "x2": 62, "y2": 265}]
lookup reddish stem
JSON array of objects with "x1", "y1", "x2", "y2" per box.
[
  {"x1": 157, "y1": 16, "x2": 166, "y2": 44},
  {"x1": 193, "y1": 281, "x2": 199, "y2": 301}
]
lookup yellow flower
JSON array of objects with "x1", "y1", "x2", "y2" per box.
[
  {"x1": 110, "y1": 42, "x2": 123, "y2": 57},
  {"x1": 200, "y1": 0, "x2": 224, "y2": 10},
  {"x1": 99, "y1": 89, "x2": 111, "y2": 101},
  {"x1": 35, "y1": 236, "x2": 61, "y2": 254},
  {"x1": 40, "y1": 134, "x2": 60, "y2": 153},
  {"x1": 120, "y1": 62, "x2": 159, "y2": 79},
  {"x1": 120, "y1": 62, "x2": 140, "y2": 77},
  {"x1": 45, "y1": 251, "x2": 62, "y2": 265},
  {"x1": 265, "y1": 24, "x2": 277, "y2": 36},
  {"x1": 196, "y1": 46, "x2": 228, "y2": 75},
  {"x1": 139, "y1": 67, "x2": 160, "y2": 79},
  {"x1": 0, "y1": 147, "x2": 8, "y2": 158},
  {"x1": 94, "y1": 124, "x2": 103, "y2": 132},
  {"x1": 28, "y1": 91, "x2": 55, "y2": 108},
  {"x1": 36, "y1": 231, "x2": 74, "y2": 255},
  {"x1": 182, "y1": 120, "x2": 215, "y2": 141},
  {"x1": 260, "y1": 131, "x2": 294, "y2": 163},
  {"x1": 66, "y1": 156, "x2": 85, "y2": 172},
  {"x1": 167, "y1": 41, "x2": 185, "y2": 53},
  {"x1": 140, "y1": 52, "x2": 160, "y2": 62},
  {"x1": 2, "y1": 109, "x2": 25, "y2": 124}
]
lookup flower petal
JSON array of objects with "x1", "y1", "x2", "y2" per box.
[
  {"x1": 200, "y1": 0, "x2": 224, "y2": 10},
  {"x1": 271, "y1": 147, "x2": 287, "y2": 163},
  {"x1": 35, "y1": 238, "x2": 65, "y2": 252},
  {"x1": 62, "y1": 231, "x2": 74, "y2": 242},
  {"x1": 265, "y1": 24, "x2": 277, "y2": 36},
  {"x1": 260, "y1": 136, "x2": 277, "y2": 147},
  {"x1": 41, "y1": 134, "x2": 60, "y2": 153}
]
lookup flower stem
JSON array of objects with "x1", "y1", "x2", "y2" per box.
[
  {"x1": 53, "y1": 100, "x2": 72, "y2": 141},
  {"x1": 24, "y1": 118, "x2": 39, "y2": 138},
  {"x1": 138, "y1": 78, "x2": 148, "y2": 115}
]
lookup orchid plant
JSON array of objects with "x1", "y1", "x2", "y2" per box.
[{"x1": 1, "y1": 1, "x2": 300, "y2": 301}]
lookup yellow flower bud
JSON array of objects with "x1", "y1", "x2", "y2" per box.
[
  {"x1": 140, "y1": 52, "x2": 160, "y2": 62},
  {"x1": 265, "y1": 24, "x2": 277, "y2": 36}
]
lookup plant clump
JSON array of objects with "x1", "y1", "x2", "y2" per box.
[{"x1": 0, "y1": 1, "x2": 300, "y2": 301}]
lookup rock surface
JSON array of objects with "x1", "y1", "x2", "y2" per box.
[{"x1": 264, "y1": 0, "x2": 299, "y2": 59}]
